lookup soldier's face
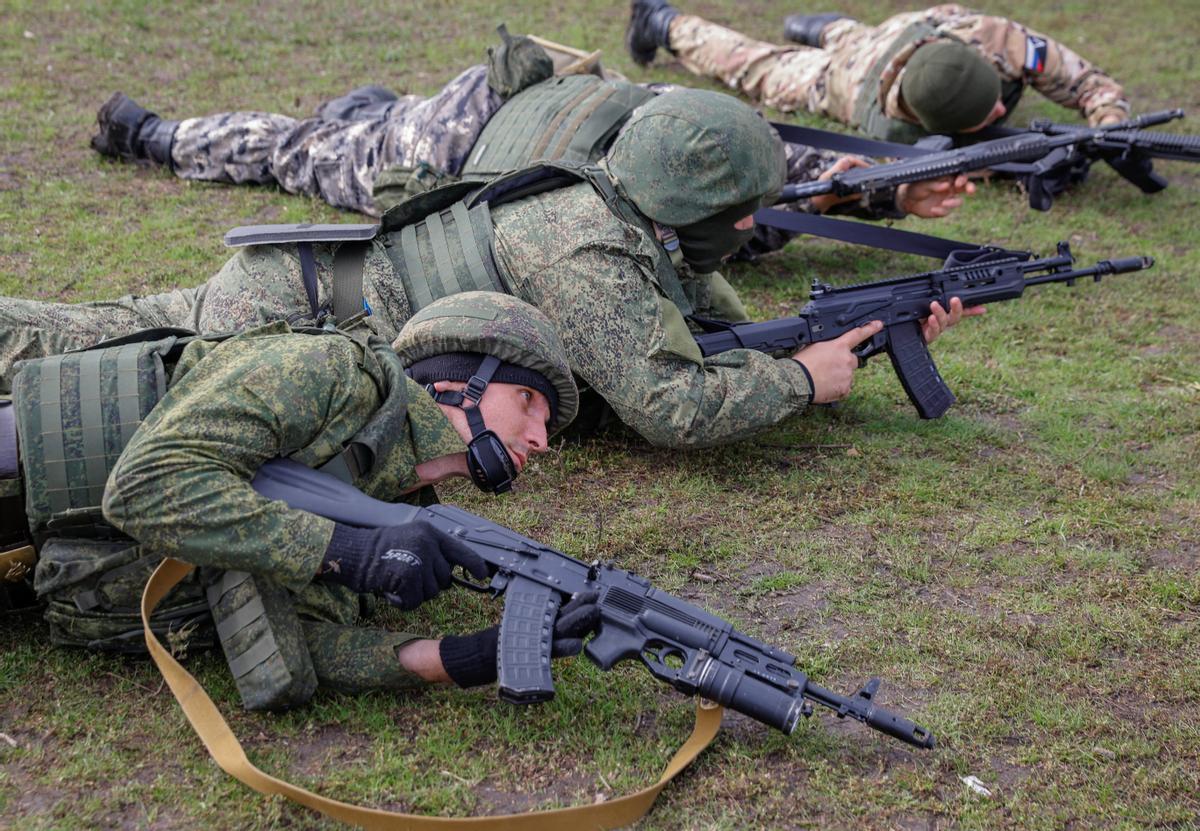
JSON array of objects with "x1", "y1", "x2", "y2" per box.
[{"x1": 436, "y1": 381, "x2": 551, "y2": 473}]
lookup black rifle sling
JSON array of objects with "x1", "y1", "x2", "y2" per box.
[
  {"x1": 770, "y1": 121, "x2": 934, "y2": 159},
  {"x1": 754, "y1": 208, "x2": 985, "y2": 260},
  {"x1": 297, "y1": 242, "x2": 320, "y2": 320}
]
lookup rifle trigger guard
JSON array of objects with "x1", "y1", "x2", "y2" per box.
[
  {"x1": 853, "y1": 332, "x2": 889, "y2": 364},
  {"x1": 451, "y1": 570, "x2": 495, "y2": 593}
]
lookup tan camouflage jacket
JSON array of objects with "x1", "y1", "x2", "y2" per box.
[{"x1": 825, "y1": 4, "x2": 1130, "y2": 128}]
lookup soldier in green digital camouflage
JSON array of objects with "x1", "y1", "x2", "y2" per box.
[
  {"x1": 627, "y1": 1, "x2": 1131, "y2": 142},
  {"x1": 0, "y1": 90, "x2": 975, "y2": 449},
  {"x1": 0, "y1": 291, "x2": 599, "y2": 704}
]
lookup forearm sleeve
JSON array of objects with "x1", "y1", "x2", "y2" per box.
[
  {"x1": 103, "y1": 336, "x2": 376, "y2": 591},
  {"x1": 944, "y1": 10, "x2": 1130, "y2": 123},
  {"x1": 302, "y1": 621, "x2": 427, "y2": 694},
  {"x1": 515, "y1": 242, "x2": 813, "y2": 448}
]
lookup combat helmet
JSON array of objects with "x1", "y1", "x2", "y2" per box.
[
  {"x1": 604, "y1": 89, "x2": 786, "y2": 272},
  {"x1": 392, "y1": 292, "x2": 578, "y2": 494}
]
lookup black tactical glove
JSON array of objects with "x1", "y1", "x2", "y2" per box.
[
  {"x1": 320, "y1": 522, "x2": 489, "y2": 610},
  {"x1": 439, "y1": 591, "x2": 602, "y2": 688}
]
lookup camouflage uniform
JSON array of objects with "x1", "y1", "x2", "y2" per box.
[
  {"x1": 171, "y1": 65, "x2": 501, "y2": 216},
  {"x1": 1, "y1": 94, "x2": 814, "y2": 449},
  {"x1": 159, "y1": 66, "x2": 887, "y2": 221},
  {"x1": 668, "y1": 5, "x2": 1130, "y2": 131},
  {"x1": 99, "y1": 323, "x2": 469, "y2": 692}
]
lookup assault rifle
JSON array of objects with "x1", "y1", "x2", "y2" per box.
[
  {"x1": 778, "y1": 109, "x2": 1200, "y2": 209},
  {"x1": 693, "y1": 243, "x2": 1153, "y2": 419},
  {"x1": 252, "y1": 458, "x2": 936, "y2": 748}
]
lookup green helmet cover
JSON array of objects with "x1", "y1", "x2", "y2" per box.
[
  {"x1": 900, "y1": 40, "x2": 1001, "y2": 134},
  {"x1": 605, "y1": 89, "x2": 786, "y2": 227},
  {"x1": 392, "y1": 291, "x2": 579, "y2": 433}
]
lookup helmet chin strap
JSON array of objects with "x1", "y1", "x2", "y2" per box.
[{"x1": 423, "y1": 355, "x2": 519, "y2": 494}]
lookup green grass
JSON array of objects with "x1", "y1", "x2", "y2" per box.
[{"x1": 2, "y1": 0, "x2": 1199, "y2": 828}]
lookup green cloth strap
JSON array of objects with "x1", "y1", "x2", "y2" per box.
[
  {"x1": 227, "y1": 628, "x2": 281, "y2": 680},
  {"x1": 424, "y1": 211, "x2": 457, "y2": 297},
  {"x1": 213, "y1": 594, "x2": 267, "y2": 643},
  {"x1": 563, "y1": 88, "x2": 647, "y2": 161},
  {"x1": 450, "y1": 201, "x2": 492, "y2": 292},
  {"x1": 399, "y1": 224, "x2": 435, "y2": 311},
  {"x1": 77, "y1": 348, "x2": 107, "y2": 506},
  {"x1": 115, "y1": 346, "x2": 143, "y2": 451},
  {"x1": 38, "y1": 355, "x2": 68, "y2": 514},
  {"x1": 331, "y1": 241, "x2": 369, "y2": 325}
]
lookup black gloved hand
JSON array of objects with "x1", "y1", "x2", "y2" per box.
[
  {"x1": 439, "y1": 591, "x2": 602, "y2": 688},
  {"x1": 320, "y1": 522, "x2": 490, "y2": 610}
]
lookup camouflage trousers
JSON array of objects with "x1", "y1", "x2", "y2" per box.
[
  {"x1": 170, "y1": 65, "x2": 501, "y2": 216},
  {"x1": 667, "y1": 14, "x2": 841, "y2": 116}
]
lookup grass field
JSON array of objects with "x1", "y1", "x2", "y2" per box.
[{"x1": 1, "y1": 1, "x2": 1198, "y2": 828}]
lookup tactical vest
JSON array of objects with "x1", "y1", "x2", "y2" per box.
[
  {"x1": 229, "y1": 158, "x2": 694, "y2": 331},
  {"x1": 853, "y1": 23, "x2": 1023, "y2": 142},
  {"x1": 11, "y1": 326, "x2": 411, "y2": 709},
  {"x1": 460, "y1": 74, "x2": 654, "y2": 178}
]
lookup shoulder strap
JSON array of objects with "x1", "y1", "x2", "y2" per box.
[
  {"x1": 144, "y1": 557, "x2": 724, "y2": 831},
  {"x1": 770, "y1": 121, "x2": 940, "y2": 158},
  {"x1": 754, "y1": 207, "x2": 985, "y2": 260},
  {"x1": 331, "y1": 241, "x2": 370, "y2": 326}
]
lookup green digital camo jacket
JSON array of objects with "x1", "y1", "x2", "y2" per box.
[
  {"x1": 491, "y1": 182, "x2": 813, "y2": 448},
  {"x1": 101, "y1": 322, "x2": 468, "y2": 692},
  {"x1": 31, "y1": 178, "x2": 813, "y2": 449}
]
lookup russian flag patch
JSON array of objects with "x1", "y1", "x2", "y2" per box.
[{"x1": 1024, "y1": 35, "x2": 1048, "y2": 73}]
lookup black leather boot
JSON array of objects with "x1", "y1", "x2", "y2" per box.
[
  {"x1": 626, "y1": 0, "x2": 680, "y2": 67},
  {"x1": 782, "y1": 13, "x2": 850, "y2": 47},
  {"x1": 91, "y1": 92, "x2": 179, "y2": 169}
]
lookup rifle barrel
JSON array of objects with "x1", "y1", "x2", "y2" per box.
[{"x1": 1024, "y1": 255, "x2": 1153, "y2": 287}]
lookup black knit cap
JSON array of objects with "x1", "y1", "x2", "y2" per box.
[{"x1": 407, "y1": 352, "x2": 559, "y2": 425}]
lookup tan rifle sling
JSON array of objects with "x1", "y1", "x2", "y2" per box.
[{"x1": 143, "y1": 557, "x2": 724, "y2": 830}]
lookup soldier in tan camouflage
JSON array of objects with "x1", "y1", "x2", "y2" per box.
[{"x1": 627, "y1": 1, "x2": 1131, "y2": 142}]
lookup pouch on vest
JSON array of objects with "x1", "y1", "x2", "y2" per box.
[
  {"x1": 12, "y1": 335, "x2": 177, "y2": 534},
  {"x1": 206, "y1": 570, "x2": 318, "y2": 710},
  {"x1": 371, "y1": 161, "x2": 462, "y2": 215},
  {"x1": 462, "y1": 74, "x2": 653, "y2": 178},
  {"x1": 36, "y1": 536, "x2": 214, "y2": 654}
]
